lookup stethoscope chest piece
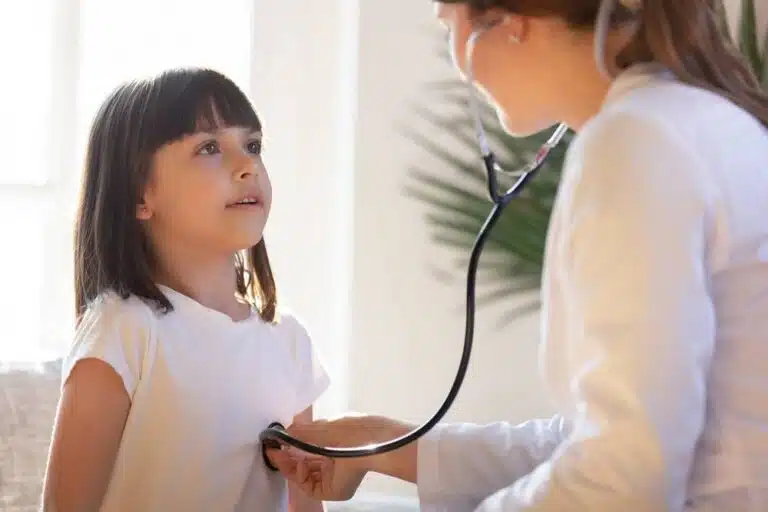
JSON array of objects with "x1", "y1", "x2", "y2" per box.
[{"x1": 261, "y1": 422, "x2": 286, "y2": 472}]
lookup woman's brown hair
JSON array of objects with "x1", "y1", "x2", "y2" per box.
[
  {"x1": 442, "y1": 0, "x2": 768, "y2": 128},
  {"x1": 74, "y1": 68, "x2": 278, "y2": 323}
]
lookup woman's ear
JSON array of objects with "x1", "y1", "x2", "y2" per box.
[{"x1": 499, "y1": 13, "x2": 528, "y2": 44}]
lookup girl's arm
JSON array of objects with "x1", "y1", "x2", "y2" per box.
[
  {"x1": 287, "y1": 405, "x2": 326, "y2": 512},
  {"x1": 42, "y1": 358, "x2": 130, "y2": 511}
]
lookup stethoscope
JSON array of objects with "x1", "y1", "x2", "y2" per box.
[{"x1": 260, "y1": 18, "x2": 569, "y2": 470}]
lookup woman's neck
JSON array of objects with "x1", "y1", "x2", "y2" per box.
[
  {"x1": 551, "y1": 28, "x2": 638, "y2": 131},
  {"x1": 554, "y1": 50, "x2": 614, "y2": 131}
]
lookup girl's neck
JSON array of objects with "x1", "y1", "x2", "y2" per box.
[{"x1": 152, "y1": 245, "x2": 250, "y2": 322}]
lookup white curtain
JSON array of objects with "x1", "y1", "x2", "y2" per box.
[{"x1": 0, "y1": 0, "x2": 255, "y2": 360}]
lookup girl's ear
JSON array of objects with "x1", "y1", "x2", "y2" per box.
[
  {"x1": 136, "y1": 203, "x2": 152, "y2": 221},
  {"x1": 137, "y1": 181, "x2": 156, "y2": 221}
]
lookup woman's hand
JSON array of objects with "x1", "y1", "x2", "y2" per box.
[{"x1": 265, "y1": 414, "x2": 415, "y2": 501}]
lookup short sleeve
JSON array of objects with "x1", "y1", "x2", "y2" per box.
[
  {"x1": 61, "y1": 292, "x2": 154, "y2": 401},
  {"x1": 281, "y1": 314, "x2": 331, "y2": 415}
]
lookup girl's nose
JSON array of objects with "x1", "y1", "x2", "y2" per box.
[{"x1": 232, "y1": 152, "x2": 255, "y2": 179}]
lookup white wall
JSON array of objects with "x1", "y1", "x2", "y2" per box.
[{"x1": 252, "y1": 0, "x2": 766, "y2": 499}]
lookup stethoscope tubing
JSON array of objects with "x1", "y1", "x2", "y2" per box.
[{"x1": 260, "y1": 19, "x2": 568, "y2": 467}]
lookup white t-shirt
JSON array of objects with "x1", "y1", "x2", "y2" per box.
[{"x1": 61, "y1": 284, "x2": 330, "y2": 511}]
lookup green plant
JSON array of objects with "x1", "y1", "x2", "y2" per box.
[
  {"x1": 726, "y1": 0, "x2": 768, "y2": 83},
  {"x1": 405, "y1": 0, "x2": 767, "y2": 325}
]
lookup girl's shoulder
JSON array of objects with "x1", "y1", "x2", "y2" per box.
[
  {"x1": 266, "y1": 309, "x2": 320, "y2": 362},
  {"x1": 77, "y1": 290, "x2": 156, "y2": 340},
  {"x1": 272, "y1": 309, "x2": 305, "y2": 334},
  {"x1": 65, "y1": 290, "x2": 158, "y2": 398},
  {"x1": 270, "y1": 308, "x2": 309, "y2": 346},
  {"x1": 269, "y1": 308, "x2": 330, "y2": 414}
]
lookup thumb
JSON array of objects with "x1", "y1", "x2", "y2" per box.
[{"x1": 285, "y1": 420, "x2": 325, "y2": 440}]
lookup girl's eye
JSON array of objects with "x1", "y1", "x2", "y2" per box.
[
  {"x1": 246, "y1": 139, "x2": 262, "y2": 154},
  {"x1": 197, "y1": 141, "x2": 220, "y2": 156}
]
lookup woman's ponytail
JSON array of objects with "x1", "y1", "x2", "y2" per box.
[{"x1": 611, "y1": 0, "x2": 768, "y2": 128}]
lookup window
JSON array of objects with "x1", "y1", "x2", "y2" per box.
[
  {"x1": 1, "y1": 0, "x2": 254, "y2": 359},
  {"x1": 0, "y1": 1, "x2": 62, "y2": 359}
]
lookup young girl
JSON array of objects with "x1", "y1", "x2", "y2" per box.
[{"x1": 42, "y1": 67, "x2": 329, "y2": 511}]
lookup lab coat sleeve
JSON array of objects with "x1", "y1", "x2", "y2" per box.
[
  {"x1": 417, "y1": 416, "x2": 572, "y2": 510},
  {"x1": 474, "y1": 113, "x2": 717, "y2": 511}
]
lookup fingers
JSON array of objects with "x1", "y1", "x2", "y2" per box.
[
  {"x1": 266, "y1": 448, "x2": 297, "y2": 476},
  {"x1": 267, "y1": 447, "x2": 327, "y2": 478},
  {"x1": 301, "y1": 458, "x2": 329, "y2": 496},
  {"x1": 269, "y1": 447, "x2": 330, "y2": 498}
]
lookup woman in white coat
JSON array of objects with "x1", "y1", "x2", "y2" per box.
[{"x1": 268, "y1": 0, "x2": 768, "y2": 510}]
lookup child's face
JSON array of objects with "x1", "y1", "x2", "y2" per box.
[{"x1": 138, "y1": 124, "x2": 271, "y2": 256}]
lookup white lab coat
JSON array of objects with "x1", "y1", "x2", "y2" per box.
[{"x1": 415, "y1": 64, "x2": 768, "y2": 511}]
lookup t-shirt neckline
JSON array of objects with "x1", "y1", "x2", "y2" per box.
[{"x1": 156, "y1": 283, "x2": 260, "y2": 329}]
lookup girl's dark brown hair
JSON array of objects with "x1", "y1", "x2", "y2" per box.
[
  {"x1": 74, "y1": 68, "x2": 278, "y2": 322},
  {"x1": 442, "y1": 0, "x2": 768, "y2": 128}
]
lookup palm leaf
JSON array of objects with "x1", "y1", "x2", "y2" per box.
[
  {"x1": 759, "y1": 9, "x2": 768, "y2": 85},
  {"x1": 739, "y1": 0, "x2": 762, "y2": 74},
  {"x1": 403, "y1": 83, "x2": 572, "y2": 324}
]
